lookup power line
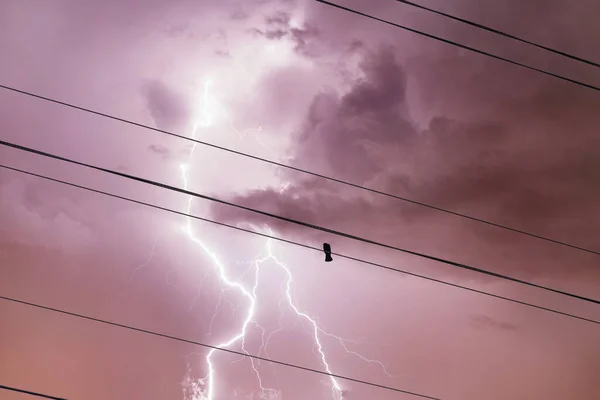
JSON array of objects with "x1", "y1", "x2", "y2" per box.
[
  {"x1": 2, "y1": 163, "x2": 598, "y2": 325},
  {"x1": 0, "y1": 384, "x2": 67, "y2": 400},
  {"x1": 0, "y1": 84, "x2": 597, "y2": 257},
  {"x1": 394, "y1": 0, "x2": 600, "y2": 68},
  {"x1": 3, "y1": 140, "x2": 600, "y2": 306},
  {"x1": 3, "y1": 140, "x2": 599, "y2": 306},
  {"x1": 313, "y1": 0, "x2": 600, "y2": 92},
  {"x1": 0, "y1": 295, "x2": 440, "y2": 399}
]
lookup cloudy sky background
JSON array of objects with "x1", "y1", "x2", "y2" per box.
[{"x1": 1, "y1": 0, "x2": 599, "y2": 399}]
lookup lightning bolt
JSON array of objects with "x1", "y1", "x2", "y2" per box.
[
  {"x1": 231, "y1": 124, "x2": 267, "y2": 148},
  {"x1": 173, "y1": 79, "x2": 392, "y2": 400},
  {"x1": 131, "y1": 236, "x2": 159, "y2": 278},
  {"x1": 279, "y1": 182, "x2": 290, "y2": 194},
  {"x1": 258, "y1": 236, "x2": 344, "y2": 399}
]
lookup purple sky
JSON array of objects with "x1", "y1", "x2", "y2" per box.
[{"x1": 1, "y1": 1, "x2": 599, "y2": 399}]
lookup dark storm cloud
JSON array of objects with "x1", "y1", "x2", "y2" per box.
[
  {"x1": 293, "y1": 46, "x2": 415, "y2": 183},
  {"x1": 250, "y1": 10, "x2": 320, "y2": 56},
  {"x1": 211, "y1": 40, "x2": 600, "y2": 280},
  {"x1": 148, "y1": 143, "x2": 171, "y2": 159},
  {"x1": 265, "y1": 10, "x2": 291, "y2": 26},
  {"x1": 208, "y1": 46, "x2": 418, "y2": 225},
  {"x1": 471, "y1": 315, "x2": 518, "y2": 332},
  {"x1": 210, "y1": 46, "x2": 415, "y2": 232},
  {"x1": 0, "y1": 175, "x2": 96, "y2": 251},
  {"x1": 2, "y1": 1, "x2": 599, "y2": 399},
  {"x1": 250, "y1": 26, "x2": 288, "y2": 40},
  {"x1": 142, "y1": 80, "x2": 189, "y2": 132},
  {"x1": 289, "y1": 24, "x2": 320, "y2": 56}
]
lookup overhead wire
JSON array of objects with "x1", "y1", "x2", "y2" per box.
[
  {"x1": 1, "y1": 163, "x2": 598, "y2": 325},
  {"x1": 394, "y1": 0, "x2": 600, "y2": 68},
  {"x1": 312, "y1": 0, "x2": 600, "y2": 92},
  {"x1": 0, "y1": 84, "x2": 598, "y2": 258},
  {"x1": 1, "y1": 4, "x2": 598, "y2": 396},
  {"x1": 3, "y1": 139, "x2": 600, "y2": 306},
  {"x1": 0, "y1": 384, "x2": 67, "y2": 400},
  {"x1": 0, "y1": 295, "x2": 440, "y2": 399},
  {"x1": 2, "y1": 140, "x2": 599, "y2": 306}
]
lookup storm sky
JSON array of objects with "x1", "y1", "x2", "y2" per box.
[{"x1": 0, "y1": 0, "x2": 599, "y2": 399}]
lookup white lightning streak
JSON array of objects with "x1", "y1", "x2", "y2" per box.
[
  {"x1": 176, "y1": 79, "x2": 391, "y2": 400},
  {"x1": 258, "y1": 237, "x2": 344, "y2": 400},
  {"x1": 279, "y1": 182, "x2": 290, "y2": 194},
  {"x1": 320, "y1": 331, "x2": 396, "y2": 378},
  {"x1": 179, "y1": 79, "x2": 269, "y2": 400},
  {"x1": 132, "y1": 236, "x2": 159, "y2": 278}
]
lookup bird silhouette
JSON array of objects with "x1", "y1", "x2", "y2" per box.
[{"x1": 323, "y1": 243, "x2": 333, "y2": 262}]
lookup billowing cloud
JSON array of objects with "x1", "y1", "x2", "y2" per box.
[
  {"x1": 1, "y1": 1, "x2": 599, "y2": 400},
  {"x1": 471, "y1": 315, "x2": 518, "y2": 332},
  {"x1": 251, "y1": 10, "x2": 320, "y2": 56},
  {"x1": 211, "y1": 36, "x2": 600, "y2": 280},
  {"x1": 0, "y1": 174, "x2": 95, "y2": 252},
  {"x1": 143, "y1": 80, "x2": 190, "y2": 132}
]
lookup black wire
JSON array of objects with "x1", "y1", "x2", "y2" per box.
[
  {"x1": 3, "y1": 140, "x2": 600, "y2": 306},
  {"x1": 313, "y1": 0, "x2": 600, "y2": 92},
  {"x1": 2, "y1": 164, "x2": 598, "y2": 325},
  {"x1": 0, "y1": 296, "x2": 439, "y2": 399},
  {"x1": 2, "y1": 140, "x2": 599, "y2": 306},
  {"x1": 0, "y1": 384, "x2": 67, "y2": 400},
  {"x1": 0, "y1": 85, "x2": 598, "y2": 257},
  {"x1": 394, "y1": 0, "x2": 600, "y2": 68}
]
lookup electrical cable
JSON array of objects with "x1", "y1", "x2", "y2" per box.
[
  {"x1": 1, "y1": 5, "x2": 598, "y2": 396},
  {"x1": 0, "y1": 84, "x2": 598, "y2": 257},
  {"x1": 394, "y1": 0, "x2": 600, "y2": 68},
  {"x1": 0, "y1": 384, "x2": 67, "y2": 400},
  {"x1": 312, "y1": 0, "x2": 600, "y2": 92},
  {"x1": 0, "y1": 295, "x2": 440, "y2": 399},
  {"x1": 1, "y1": 163, "x2": 598, "y2": 325},
  {"x1": 2, "y1": 140, "x2": 599, "y2": 306},
  {"x1": 2, "y1": 139, "x2": 599, "y2": 306}
]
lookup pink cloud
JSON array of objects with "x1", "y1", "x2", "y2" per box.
[{"x1": 1, "y1": 1, "x2": 599, "y2": 400}]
